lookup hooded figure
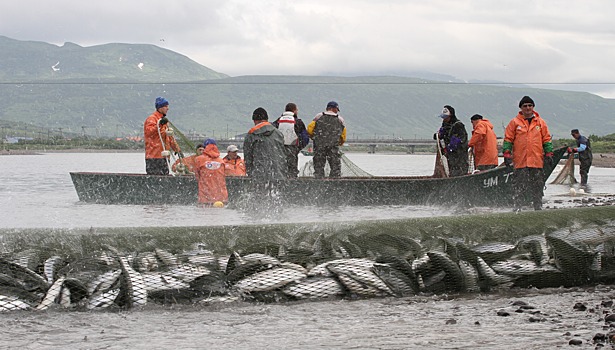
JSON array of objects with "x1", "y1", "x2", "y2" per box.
[
  {"x1": 194, "y1": 138, "x2": 228, "y2": 204},
  {"x1": 468, "y1": 114, "x2": 499, "y2": 170},
  {"x1": 243, "y1": 108, "x2": 287, "y2": 181},
  {"x1": 436, "y1": 105, "x2": 469, "y2": 176}
]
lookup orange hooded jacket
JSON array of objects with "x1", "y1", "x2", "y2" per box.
[
  {"x1": 194, "y1": 144, "x2": 228, "y2": 204},
  {"x1": 144, "y1": 111, "x2": 180, "y2": 159},
  {"x1": 503, "y1": 111, "x2": 553, "y2": 169},
  {"x1": 468, "y1": 119, "x2": 499, "y2": 167},
  {"x1": 223, "y1": 156, "x2": 247, "y2": 176}
]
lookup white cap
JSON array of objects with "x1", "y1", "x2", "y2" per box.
[{"x1": 227, "y1": 145, "x2": 239, "y2": 152}]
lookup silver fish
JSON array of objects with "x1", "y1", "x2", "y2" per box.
[
  {"x1": 279, "y1": 262, "x2": 308, "y2": 274},
  {"x1": 283, "y1": 277, "x2": 345, "y2": 299},
  {"x1": 43, "y1": 256, "x2": 65, "y2": 283},
  {"x1": 308, "y1": 258, "x2": 375, "y2": 277},
  {"x1": 242, "y1": 253, "x2": 281, "y2": 266},
  {"x1": 458, "y1": 260, "x2": 480, "y2": 293},
  {"x1": 334, "y1": 273, "x2": 386, "y2": 297},
  {"x1": 142, "y1": 272, "x2": 190, "y2": 292},
  {"x1": 476, "y1": 257, "x2": 514, "y2": 285},
  {"x1": 491, "y1": 260, "x2": 559, "y2": 276},
  {"x1": 119, "y1": 256, "x2": 147, "y2": 307},
  {"x1": 0, "y1": 295, "x2": 31, "y2": 311},
  {"x1": 136, "y1": 252, "x2": 159, "y2": 272},
  {"x1": 155, "y1": 248, "x2": 179, "y2": 269},
  {"x1": 88, "y1": 289, "x2": 120, "y2": 310},
  {"x1": 87, "y1": 269, "x2": 121, "y2": 296},
  {"x1": 326, "y1": 263, "x2": 393, "y2": 296},
  {"x1": 234, "y1": 267, "x2": 306, "y2": 293},
  {"x1": 36, "y1": 276, "x2": 65, "y2": 310},
  {"x1": 168, "y1": 264, "x2": 211, "y2": 282}
]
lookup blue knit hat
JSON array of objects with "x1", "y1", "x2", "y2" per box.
[
  {"x1": 155, "y1": 97, "x2": 169, "y2": 109},
  {"x1": 202, "y1": 138, "x2": 217, "y2": 147}
]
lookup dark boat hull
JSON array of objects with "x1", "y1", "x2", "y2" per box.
[{"x1": 70, "y1": 148, "x2": 566, "y2": 206}]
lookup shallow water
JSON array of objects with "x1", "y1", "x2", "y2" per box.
[{"x1": 2, "y1": 152, "x2": 615, "y2": 349}]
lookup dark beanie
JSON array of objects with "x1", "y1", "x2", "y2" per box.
[
  {"x1": 252, "y1": 107, "x2": 268, "y2": 120},
  {"x1": 443, "y1": 105, "x2": 456, "y2": 116},
  {"x1": 518, "y1": 96, "x2": 535, "y2": 108},
  {"x1": 470, "y1": 114, "x2": 483, "y2": 121}
]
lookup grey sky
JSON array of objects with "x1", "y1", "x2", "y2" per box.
[{"x1": 2, "y1": 0, "x2": 615, "y2": 97}]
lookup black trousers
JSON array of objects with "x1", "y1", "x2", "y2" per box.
[
  {"x1": 284, "y1": 145, "x2": 300, "y2": 178},
  {"x1": 513, "y1": 167, "x2": 544, "y2": 209},
  {"x1": 477, "y1": 164, "x2": 497, "y2": 171},
  {"x1": 313, "y1": 146, "x2": 341, "y2": 178},
  {"x1": 446, "y1": 151, "x2": 469, "y2": 177},
  {"x1": 579, "y1": 158, "x2": 592, "y2": 185},
  {"x1": 146, "y1": 158, "x2": 169, "y2": 175}
]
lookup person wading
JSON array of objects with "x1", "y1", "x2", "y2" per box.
[{"x1": 569, "y1": 129, "x2": 593, "y2": 188}]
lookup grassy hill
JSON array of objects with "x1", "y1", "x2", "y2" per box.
[{"x1": 1, "y1": 37, "x2": 614, "y2": 140}]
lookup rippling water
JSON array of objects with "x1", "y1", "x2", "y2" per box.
[{"x1": 2, "y1": 151, "x2": 615, "y2": 349}]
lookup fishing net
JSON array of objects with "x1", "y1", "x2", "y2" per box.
[
  {"x1": 551, "y1": 154, "x2": 578, "y2": 185},
  {"x1": 299, "y1": 153, "x2": 373, "y2": 177},
  {"x1": 1, "y1": 207, "x2": 615, "y2": 311}
]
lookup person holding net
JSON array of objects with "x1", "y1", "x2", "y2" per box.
[
  {"x1": 307, "y1": 101, "x2": 347, "y2": 178},
  {"x1": 143, "y1": 97, "x2": 182, "y2": 175},
  {"x1": 569, "y1": 129, "x2": 592, "y2": 188}
]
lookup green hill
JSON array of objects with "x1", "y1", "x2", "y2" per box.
[{"x1": 1, "y1": 37, "x2": 614, "y2": 140}]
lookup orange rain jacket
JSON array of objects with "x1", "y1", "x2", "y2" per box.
[
  {"x1": 468, "y1": 118, "x2": 499, "y2": 167},
  {"x1": 223, "y1": 155, "x2": 247, "y2": 176},
  {"x1": 143, "y1": 111, "x2": 180, "y2": 159},
  {"x1": 194, "y1": 144, "x2": 228, "y2": 204},
  {"x1": 171, "y1": 155, "x2": 199, "y2": 173},
  {"x1": 503, "y1": 111, "x2": 553, "y2": 169}
]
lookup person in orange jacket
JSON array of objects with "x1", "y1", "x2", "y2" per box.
[
  {"x1": 468, "y1": 114, "x2": 499, "y2": 171},
  {"x1": 503, "y1": 96, "x2": 553, "y2": 211},
  {"x1": 143, "y1": 97, "x2": 181, "y2": 175},
  {"x1": 222, "y1": 144, "x2": 247, "y2": 176},
  {"x1": 194, "y1": 138, "x2": 228, "y2": 205},
  {"x1": 172, "y1": 144, "x2": 204, "y2": 174}
]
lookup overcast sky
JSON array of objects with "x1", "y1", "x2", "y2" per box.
[{"x1": 2, "y1": 0, "x2": 615, "y2": 97}]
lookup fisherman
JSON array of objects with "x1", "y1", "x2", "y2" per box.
[
  {"x1": 272, "y1": 103, "x2": 310, "y2": 178},
  {"x1": 172, "y1": 144, "x2": 204, "y2": 174},
  {"x1": 434, "y1": 105, "x2": 469, "y2": 177},
  {"x1": 569, "y1": 129, "x2": 593, "y2": 187},
  {"x1": 307, "y1": 101, "x2": 347, "y2": 178},
  {"x1": 503, "y1": 96, "x2": 554, "y2": 211},
  {"x1": 468, "y1": 114, "x2": 499, "y2": 171},
  {"x1": 143, "y1": 97, "x2": 182, "y2": 175},
  {"x1": 194, "y1": 138, "x2": 228, "y2": 205},
  {"x1": 223, "y1": 144, "x2": 247, "y2": 176},
  {"x1": 243, "y1": 107, "x2": 287, "y2": 186}
]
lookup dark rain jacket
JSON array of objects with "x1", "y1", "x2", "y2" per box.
[
  {"x1": 438, "y1": 116, "x2": 469, "y2": 175},
  {"x1": 243, "y1": 122, "x2": 287, "y2": 180}
]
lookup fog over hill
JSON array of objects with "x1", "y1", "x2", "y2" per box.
[{"x1": 1, "y1": 36, "x2": 613, "y2": 139}]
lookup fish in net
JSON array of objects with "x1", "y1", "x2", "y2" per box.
[{"x1": 299, "y1": 152, "x2": 373, "y2": 177}]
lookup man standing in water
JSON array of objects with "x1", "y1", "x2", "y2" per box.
[
  {"x1": 307, "y1": 101, "x2": 347, "y2": 178},
  {"x1": 243, "y1": 107, "x2": 287, "y2": 193},
  {"x1": 503, "y1": 96, "x2": 553, "y2": 211},
  {"x1": 143, "y1": 97, "x2": 181, "y2": 175},
  {"x1": 435, "y1": 105, "x2": 469, "y2": 177},
  {"x1": 569, "y1": 129, "x2": 593, "y2": 188}
]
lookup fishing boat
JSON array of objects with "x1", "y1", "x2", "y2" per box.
[{"x1": 70, "y1": 147, "x2": 566, "y2": 206}]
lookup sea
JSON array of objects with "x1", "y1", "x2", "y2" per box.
[{"x1": 1, "y1": 152, "x2": 615, "y2": 349}]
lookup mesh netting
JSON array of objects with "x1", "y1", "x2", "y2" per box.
[
  {"x1": 551, "y1": 154, "x2": 578, "y2": 185},
  {"x1": 299, "y1": 153, "x2": 373, "y2": 177},
  {"x1": 1, "y1": 211, "x2": 614, "y2": 311}
]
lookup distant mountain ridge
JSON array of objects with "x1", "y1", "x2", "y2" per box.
[{"x1": 0, "y1": 36, "x2": 613, "y2": 139}]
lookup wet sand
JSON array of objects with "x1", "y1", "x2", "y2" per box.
[{"x1": 2, "y1": 286, "x2": 614, "y2": 349}]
